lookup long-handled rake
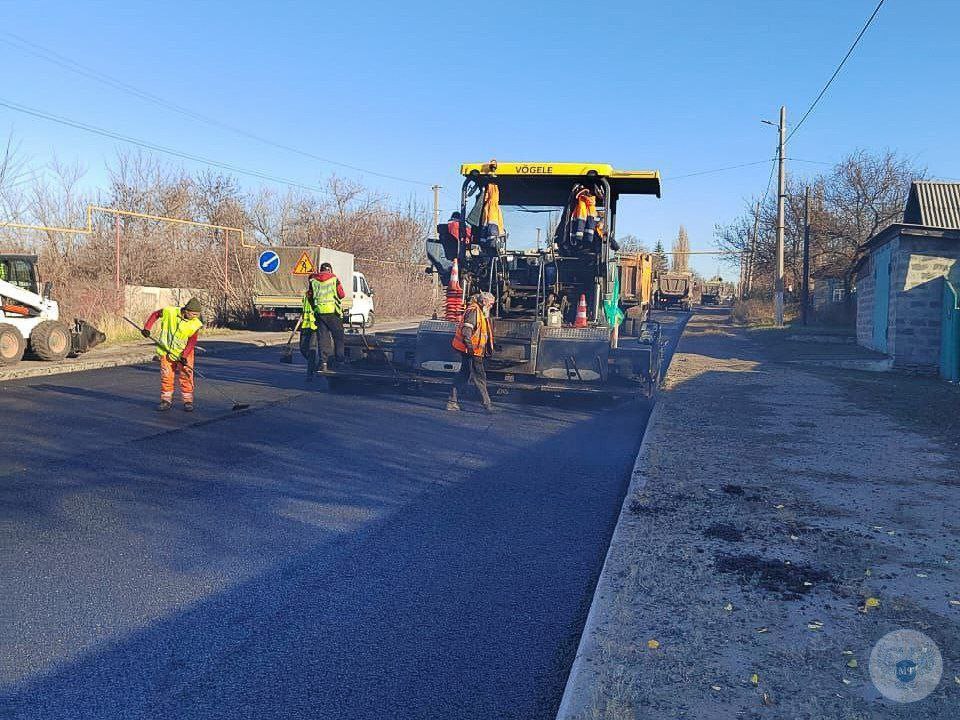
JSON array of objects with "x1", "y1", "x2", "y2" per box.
[
  {"x1": 123, "y1": 316, "x2": 251, "y2": 411},
  {"x1": 280, "y1": 317, "x2": 303, "y2": 364}
]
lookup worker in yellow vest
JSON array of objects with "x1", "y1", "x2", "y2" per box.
[
  {"x1": 307, "y1": 262, "x2": 347, "y2": 371},
  {"x1": 142, "y1": 298, "x2": 203, "y2": 412},
  {"x1": 447, "y1": 291, "x2": 495, "y2": 413},
  {"x1": 299, "y1": 290, "x2": 321, "y2": 380}
]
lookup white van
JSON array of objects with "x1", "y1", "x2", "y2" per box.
[{"x1": 349, "y1": 271, "x2": 375, "y2": 328}]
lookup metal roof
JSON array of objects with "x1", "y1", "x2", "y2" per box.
[{"x1": 903, "y1": 181, "x2": 960, "y2": 229}]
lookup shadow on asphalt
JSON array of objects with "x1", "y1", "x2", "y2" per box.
[{"x1": 3, "y1": 389, "x2": 650, "y2": 720}]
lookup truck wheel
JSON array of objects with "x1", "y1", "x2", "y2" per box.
[
  {"x1": 0, "y1": 323, "x2": 26, "y2": 365},
  {"x1": 30, "y1": 319, "x2": 72, "y2": 361}
]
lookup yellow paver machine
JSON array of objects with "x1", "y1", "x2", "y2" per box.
[{"x1": 334, "y1": 160, "x2": 665, "y2": 396}]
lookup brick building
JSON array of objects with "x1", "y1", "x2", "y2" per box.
[{"x1": 855, "y1": 181, "x2": 960, "y2": 376}]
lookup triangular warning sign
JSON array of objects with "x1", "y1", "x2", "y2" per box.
[{"x1": 292, "y1": 252, "x2": 315, "y2": 275}]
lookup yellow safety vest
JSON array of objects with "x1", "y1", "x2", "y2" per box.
[
  {"x1": 310, "y1": 276, "x2": 342, "y2": 315},
  {"x1": 301, "y1": 294, "x2": 317, "y2": 330},
  {"x1": 156, "y1": 306, "x2": 203, "y2": 360}
]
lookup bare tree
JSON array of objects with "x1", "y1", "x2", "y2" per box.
[
  {"x1": 716, "y1": 149, "x2": 923, "y2": 296},
  {"x1": 672, "y1": 225, "x2": 690, "y2": 272}
]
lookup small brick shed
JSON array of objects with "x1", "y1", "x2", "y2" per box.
[{"x1": 855, "y1": 182, "x2": 960, "y2": 375}]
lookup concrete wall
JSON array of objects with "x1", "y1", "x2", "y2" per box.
[
  {"x1": 123, "y1": 286, "x2": 208, "y2": 320},
  {"x1": 891, "y1": 238, "x2": 960, "y2": 371}
]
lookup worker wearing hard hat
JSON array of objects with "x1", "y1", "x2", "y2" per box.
[
  {"x1": 307, "y1": 262, "x2": 347, "y2": 371},
  {"x1": 142, "y1": 297, "x2": 203, "y2": 412},
  {"x1": 447, "y1": 291, "x2": 496, "y2": 413}
]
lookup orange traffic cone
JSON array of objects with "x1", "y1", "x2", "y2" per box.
[
  {"x1": 573, "y1": 293, "x2": 588, "y2": 327},
  {"x1": 449, "y1": 258, "x2": 462, "y2": 293},
  {"x1": 445, "y1": 259, "x2": 465, "y2": 321}
]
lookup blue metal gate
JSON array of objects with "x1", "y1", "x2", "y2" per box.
[
  {"x1": 941, "y1": 279, "x2": 960, "y2": 382},
  {"x1": 872, "y1": 245, "x2": 891, "y2": 353}
]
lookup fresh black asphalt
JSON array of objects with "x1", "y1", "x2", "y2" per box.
[{"x1": 2, "y1": 315, "x2": 685, "y2": 719}]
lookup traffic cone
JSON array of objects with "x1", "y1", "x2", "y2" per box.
[
  {"x1": 449, "y1": 258, "x2": 462, "y2": 293},
  {"x1": 445, "y1": 259, "x2": 465, "y2": 322},
  {"x1": 573, "y1": 293, "x2": 588, "y2": 327}
]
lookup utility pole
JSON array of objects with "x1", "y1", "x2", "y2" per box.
[
  {"x1": 430, "y1": 184, "x2": 442, "y2": 316},
  {"x1": 747, "y1": 200, "x2": 760, "y2": 296},
  {"x1": 775, "y1": 105, "x2": 786, "y2": 327},
  {"x1": 536, "y1": 227, "x2": 541, "y2": 251},
  {"x1": 431, "y1": 184, "x2": 442, "y2": 235},
  {"x1": 801, "y1": 186, "x2": 810, "y2": 326}
]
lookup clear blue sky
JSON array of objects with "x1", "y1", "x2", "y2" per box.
[{"x1": 2, "y1": 0, "x2": 958, "y2": 277}]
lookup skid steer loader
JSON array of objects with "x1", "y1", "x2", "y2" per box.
[{"x1": 0, "y1": 253, "x2": 105, "y2": 366}]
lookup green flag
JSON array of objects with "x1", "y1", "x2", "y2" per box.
[{"x1": 604, "y1": 271, "x2": 625, "y2": 327}]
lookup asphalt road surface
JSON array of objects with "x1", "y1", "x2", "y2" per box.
[{"x1": 2, "y1": 313, "x2": 686, "y2": 719}]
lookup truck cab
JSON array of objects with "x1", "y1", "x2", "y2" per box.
[{"x1": 348, "y1": 271, "x2": 375, "y2": 328}]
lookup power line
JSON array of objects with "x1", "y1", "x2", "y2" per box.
[
  {"x1": 786, "y1": 0, "x2": 886, "y2": 142},
  {"x1": 0, "y1": 31, "x2": 432, "y2": 187},
  {"x1": 665, "y1": 158, "x2": 774, "y2": 181},
  {"x1": 0, "y1": 96, "x2": 329, "y2": 194}
]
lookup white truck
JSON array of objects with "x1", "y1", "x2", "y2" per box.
[
  {"x1": 0, "y1": 253, "x2": 105, "y2": 366},
  {"x1": 252, "y1": 246, "x2": 374, "y2": 329}
]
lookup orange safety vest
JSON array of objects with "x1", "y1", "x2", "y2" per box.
[{"x1": 452, "y1": 302, "x2": 494, "y2": 357}]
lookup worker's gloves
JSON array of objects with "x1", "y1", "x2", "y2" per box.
[{"x1": 141, "y1": 328, "x2": 151, "y2": 338}]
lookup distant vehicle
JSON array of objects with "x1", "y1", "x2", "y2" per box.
[
  {"x1": 617, "y1": 251, "x2": 654, "y2": 327},
  {"x1": 252, "y1": 246, "x2": 374, "y2": 329},
  {"x1": 701, "y1": 280, "x2": 724, "y2": 305},
  {"x1": 0, "y1": 253, "x2": 104, "y2": 366},
  {"x1": 655, "y1": 271, "x2": 696, "y2": 311}
]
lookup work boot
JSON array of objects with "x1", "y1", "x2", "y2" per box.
[
  {"x1": 158, "y1": 400, "x2": 172, "y2": 412},
  {"x1": 183, "y1": 402, "x2": 194, "y2": 413},
  {"x1": 446, "y1": 400, "x2": 461, "y2": 412},
  {"x1": 482, "y1": 403, "x2": 496, "y2": 414}
]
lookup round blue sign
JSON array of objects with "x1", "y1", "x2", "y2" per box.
[{"x1": 258, "y1": 250, "x2": 280, "y2": 274}]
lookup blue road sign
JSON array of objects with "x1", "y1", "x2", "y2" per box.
[{"x1": 258, "y1": 250, "x2": 280, "y2": 274}]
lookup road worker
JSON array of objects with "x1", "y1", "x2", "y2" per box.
[
  {"x1": 307, "y1": 262, "x2": 346, "y2": 371},
  {"x1": 142, "y1": 297, "x2": 203, "y2": 412},
  {"x1": 480, "y1": 183, "x2": 505, "y2": 249},
  {"x1": 299, "y1": 287, "x2": 320, "y2": 380},
  {"x1": 447, "y1": 291, "x2": 496, "y2": 413}
]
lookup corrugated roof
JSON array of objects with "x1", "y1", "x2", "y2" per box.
[{"x1": 903, "y1": 181, "x2": 960, "y2": 229}]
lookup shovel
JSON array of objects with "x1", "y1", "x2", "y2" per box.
[
  {"x1": 280, "y1": 317, "x2": 303, "y2": 364},
  {"x1": 122, "y1": 316, "x2": 251, "y2": 412}
]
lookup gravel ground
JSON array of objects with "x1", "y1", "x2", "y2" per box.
[{"x1": 560, "y1": 309, "x2": 960, "y2": 719}]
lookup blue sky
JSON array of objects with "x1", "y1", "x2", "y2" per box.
[{"x1": 2, "y1": 0, "x2": 958, "y2": 277}]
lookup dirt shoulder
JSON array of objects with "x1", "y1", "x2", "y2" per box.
[{"x1": 558, "y1": 310, "x2": 959, "y2": 719}]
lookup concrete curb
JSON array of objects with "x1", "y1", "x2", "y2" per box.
[
  {"x1": 554, "y1": 397, "x2": 666, "y2": 719},
  {"x1": 555, "y1": 314, "x2": 690, "y2": 719}
]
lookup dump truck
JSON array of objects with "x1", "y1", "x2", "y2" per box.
[
  {"x1": 325, "y1": 161, "x2": 665, "y2": 396},
  {"x1": 0, "y1": 253, "x2": 105, "y2": 366},
  {"x1": 701, "y1": 278, "x2": 724, "y2": 305},
  {"x1": 617, "y1": 251, "x2": 654, "y2": 332},
  {"x1": 654, "y1": 271, "x2": 696, "y2": 311},
  {"x1": 252, "y1": 246, "x2": 374, "y2": 329}
]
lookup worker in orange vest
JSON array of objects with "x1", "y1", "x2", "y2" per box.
[{"x1": 447, "y1": 291, "x2": 495, "y2": 413}]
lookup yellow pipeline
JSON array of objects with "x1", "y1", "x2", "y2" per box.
[
  {"x1": 0, "y1": 204, "x2": 245, "y2": 242},
  {"x1": 0, "y1": 205, "x2": 419, "y2": 266}
]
